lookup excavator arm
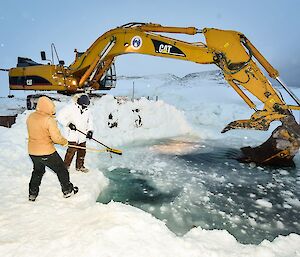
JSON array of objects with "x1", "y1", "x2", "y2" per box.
[{"x1": 7, "y1": 22, "x2": 300, "y2": 166}]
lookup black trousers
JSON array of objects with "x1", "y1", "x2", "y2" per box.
[{"x1": 29, "y1": 151, "x2": 73, "y2": 196}]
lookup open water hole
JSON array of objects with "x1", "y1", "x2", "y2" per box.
[{"x1": 96, "y1": 138, "x2": 300, "y2": 245}]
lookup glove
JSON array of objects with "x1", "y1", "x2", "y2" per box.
[
  {"x1": 86, "y1": 130, "x2": 93, "y2": 139},
  {"x1": 68, "y1": 123, "x2": 77, "y2": 131}
]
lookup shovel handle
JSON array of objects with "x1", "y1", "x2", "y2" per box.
[
  {"x1": 76, "y1": 129, "x2": 110, "y2": 149},
  {"x1": 67, "y1": 144, "x2": 122, "y2": 155},
  {"x1": 74, "y1": 129, "x2": 122, "y2": 155}
]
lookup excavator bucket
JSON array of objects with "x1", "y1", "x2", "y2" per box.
[
  {"x1": 237, "y1": 122, "x2": 300, "y2": 167},
  {"x1": 238, "y1": 139, "x2": 294, "y2": 167}
]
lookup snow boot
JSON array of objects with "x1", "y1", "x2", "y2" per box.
[
  {"x1": 63, "y1": 186, "x2": 79, "y2": 198},
  {"x1": 76, "y1": 166, "x2": 89, "y2": 173},
  {"x1": 28, "y1": 194, "x2": 37, "y2": 202}
]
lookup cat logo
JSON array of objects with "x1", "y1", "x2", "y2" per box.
[
  {"x1": 151, "y1": 39, "x2": 186, "y2": 57},
  {"x1": 158, "y1": 44, "x2": 172, "y2": 54},
  {"x1": 26, "y1": 79, "x2": 33, "y2": 86}
]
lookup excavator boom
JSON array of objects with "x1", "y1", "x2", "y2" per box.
[{"x1": 7, "y1": 22, "x2": 300, "y2": 166}]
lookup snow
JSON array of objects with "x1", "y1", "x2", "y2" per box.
[
  {"x1": 255, "y1": 199, "x2": 273, "y2": 208},
  {"x1": 0, "y1": 71, "x2": 300, "y2": 256},
  {"x1": 87, "y1": 94, "x2": 192, "y2": 146},
  {"x1": 0, "y1": 97, "x2": 26, "y2": 115}
]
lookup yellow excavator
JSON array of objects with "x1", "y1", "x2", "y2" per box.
[{"x1": 6, "y1": 22, "x2": 300, "y2": 166}]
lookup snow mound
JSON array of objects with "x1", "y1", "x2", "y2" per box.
[{"x1": 56, "y1": 95, "x2": 193, "y2": 147}]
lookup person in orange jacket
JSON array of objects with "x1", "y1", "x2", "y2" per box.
[{"x1": 26, "y1": 96, "x2": 78, "y2": 201}]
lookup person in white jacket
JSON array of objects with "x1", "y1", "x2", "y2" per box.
[{"x1": 57, "y1": 94, "x2": 94, "y2": 173}]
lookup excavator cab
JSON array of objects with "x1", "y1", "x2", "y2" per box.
[{"x1": 98, "y1": 62, "x2": 117, "y2": 90}]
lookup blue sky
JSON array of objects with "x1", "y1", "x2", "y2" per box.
[{"x1": 1, "y1": 0, "x2": 300, "y2": 96}]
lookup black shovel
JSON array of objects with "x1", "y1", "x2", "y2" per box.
[{"x1": 76, "y1": 128, "x2": 122, "y2": 155}]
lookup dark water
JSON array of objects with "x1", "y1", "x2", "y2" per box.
[{"x1": 97, "y1": 139, "x2": 300, "y2": 245}]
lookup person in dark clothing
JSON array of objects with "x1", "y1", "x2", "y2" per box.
[{"x1": 29, "y1": 152, "x2": 76, "y2": 199}]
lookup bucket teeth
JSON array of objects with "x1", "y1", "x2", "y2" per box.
[
  {"x1": 221, "y1": 119, "x2": 270, "y2": 133},
  {"x1": 221, "y1": 111, "x2": 288, "y2": 133}
]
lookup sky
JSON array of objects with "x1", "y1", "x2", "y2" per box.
[{"x1": 1, "y1": 0, "x2": 300, "y2": 96}]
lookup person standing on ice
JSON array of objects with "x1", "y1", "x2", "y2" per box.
[
  {"x1": 26, "y1": 96, "x2": 78, "y2": 201},
  {"x1": 57, "y1": 94, "x2": 94, "y2": 173}
]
